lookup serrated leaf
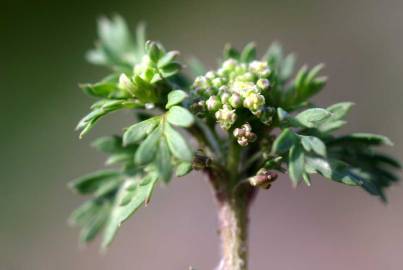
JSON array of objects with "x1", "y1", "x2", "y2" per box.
[
  {"x1": 272, "y1": 128, "x2": 299, "y2": 154},
  {"x1": 69, "y1": 170, "x2": 122, "y2": 195},
  {"x1": 102, "y1": 175, "x2": 158, "y2": 248},
  {"x1": 289, "y1": 144, "x2": 305, "y2": 186},
  {"x1": 166, "y1": 106, "x2": 194, "y2": 127},
  {"x1": 295, "y1": 108, "x2": 332, "y2": 128},
  {"x1": 175, "y1": 162, "x2": 192, "y2": 177},
  {"x1": 166, "y1": 90, "x2": 188, "y2": 109},
  {"x1": 135, "y1": 126, "x2": 161, "y2": 165},
  {"x1": 164, "y1": 123, "x2": 193, "y2": 162},
  {"x1": 300, "y1": 135, "x2": 326, "y2": 156},
  {"x1": 123, "y1": 117, "x2": 160, "y2": 145}
]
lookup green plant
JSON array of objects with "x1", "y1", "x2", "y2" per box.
[{"x1": 69, "y1": 15, "x2": 400, "y2": 270}]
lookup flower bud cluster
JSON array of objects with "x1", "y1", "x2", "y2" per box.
[
  {"x1": 191, "y1": 58, "x2": 271, "y2": 130},
  {"x1": 248, "y1": 168, "x2": 278, "y2": 189},
  {"x1": 233, "y1": 123, "x2": 257, "y2": 146}
]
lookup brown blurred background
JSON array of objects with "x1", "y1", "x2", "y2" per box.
[{"x1": 1, "y1": 0, "x2": 403, "y2": 269}]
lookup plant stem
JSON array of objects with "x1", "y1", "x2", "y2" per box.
[{"x1": 216, "y1": 192, "x2": 249, "y2": 270}]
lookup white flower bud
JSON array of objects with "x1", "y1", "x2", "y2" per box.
[
  {"x1": 206, "y1": 96, "x2": 222, "y2": 111},
  {"x1": 193, "y1": 76, "x2": 210, "y2": 89},
  {"x1": 222, "y1": 59, "x2": 237, "y2": 71},
  {"x1": 212, "y1": 78, "x2": 223, "y2": 88},
  {"x1": 205, "y1": 71, "x2": 216, "y2": 79},
  {"x1": 257, "y1": 79, "x2": 270, "y2": 90},
  {"x1": 229, "y1": 93, "x2": 242, "y2": 108}
]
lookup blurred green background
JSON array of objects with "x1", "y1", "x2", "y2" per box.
[{"x1": 1, "y1": 0, "x2": 402, "y2": 269}]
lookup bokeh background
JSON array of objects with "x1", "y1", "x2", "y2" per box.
[{"x1": 1, "y1": 0, "x2": 403, "y2": 269}]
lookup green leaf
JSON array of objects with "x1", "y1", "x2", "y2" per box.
[
  {"x1": 295, "y1": 108, "x2": 332, "y2": 128},
  {"x1": 123, "y1": 117, "x2": 160, "y2": 145},
  {"x1": 302, "y1": 173, "x2": 311, "y2": 186},
  {"x1": 272, "y1": 128, "x2": 299, "y2": 154},
  {"x1": 318, "y1": 120, "x2": 347, "y2": 133},
  {"x1": 317, "y1": 102, "x2": 354, "y2": 133},
  {"x1": 86, "y1": 15, "x2": 137, "y2": 70},
  {"x1": 289, "y1": 144, "x2": 305, "y2": 186},
  {"x1": 240, "y1": 42, "x2": 256, "y2": 63},
  {"x1": 166, "y1": 106, "x2": 194, "y2": 127},
  {"x1": 300, "y1": 135, "x2": 326, "y2": 156},
  {"x1": 91, "y1": 136, "x2": 128, "y2": 154},
  {"x1": 305, "y1": 157, "x2": 357, "y2": 186},
  {"x1": 102, "y1": 175, "x2": 158, "y2": 248},
  {"x1": 105, "y1": 153, "x2": 133, "y2": 165},
  {"x1": 154, "y1": 138, "x2": 173, "y2": 183},
  {"x1": 166, "y1": 90, "x2": 188, "y2": 109},
  {"x1": 164, "y1": 123, "x2": 193, "y2": 162},
  {"x1": 69, "y1": 170, "x2": 122, "y2": 195},
  {"x1": 160, "y1": 62, "x2": 181, "y2": 77},
  {"x1": 329, "y1": 133, "x2": 393, "y2": 146},
  {"x1": 80, "y1": 76, "x2": 118, "y2": 99},
  {"x1": 70, "y1": 200, "x2": 112, "y2": 244},
  {"x1": 175, "y1": 162, "x2": 193, "y2": 177},
  {"x1": 77, "y1": 100, "x2": 139, "y2": 138},
  {"x1": 265, "y1": 42, "x2": 283, "y2": 68},
  {"x1": 223, "y1": 44, "x2": 240, "y2": 60},
  {"x1": 158, "y1": 51, "x2": 179, "y2": 68},
  {"x1": 280, "y1": 53, "x2": 296, "y2": 80},
  {"x1": 326, "y1": 102, "x2": 354, "y2": 120},
  {"x1": 135, "y1": 126, "x2": 161, "y2": 165},
  {"x1": 188, "y1": 57, "x2": 207, "y2": 76},
  {"x1": 79, "y1": 203, "x2": 110, "y2": 243},
  {"x1": 147, "y1": 41, "x2": 163, "y2": 63},
  {"x1": 132, "y1": 75, "x2": 158, "y2": 103}
]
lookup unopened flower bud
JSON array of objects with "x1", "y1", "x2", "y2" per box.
[
  {"x1": 220, "y1": 91, "x2": 231, "y2": 104},
  {"x1": 257, "y1": 79, "x2": 270, "y2": 90},
  {"x1": 239, "y1": 72, "x2": 254, "y2": 82},
  {"x1": 249, "y1": 169, "x2": 278, "y2": 189},
  {"x1": 243, "y1": 91, "x2": 265, "y2": 111},
  {"x1": 215, "y1": 105, "x2": 237, "y2": 130},
  {"x1": 222, "y1": 59, "x2": 237, "y2": 71},
  {"x1": 229, "y1": 93, "x2": 242, "y2": 108},
  {"x1": 206, "y1": 95, "x2": 222, "y2": 111},
  {"x1": 233, "y1": 123, "x2": 257, "y2": 146},
  {"x1": 249, "y1": 60, "x2": 271, "y2": 77},
  {"x1": 193, "y1": 76, "x2": 210, "y2": 89},
  {"x1": 212, "y1": 78, "x2": 223, "y2": 88},
  {"x1": 205, "y1": 71, "x2": 216, "y2": 80}
]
